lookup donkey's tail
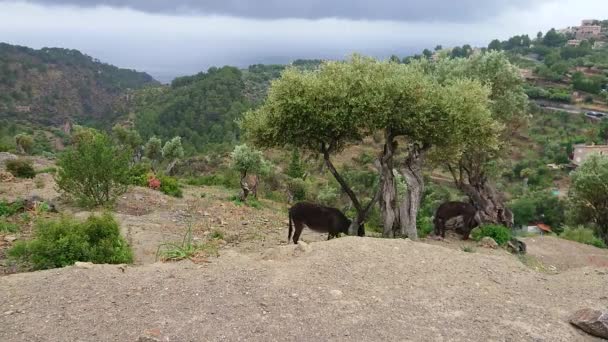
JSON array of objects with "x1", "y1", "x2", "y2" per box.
[{"x1": 288, "y1": 211, "x2": 293, "y2": 243}]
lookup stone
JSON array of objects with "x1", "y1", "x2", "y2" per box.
[
  {"x1": 4, "y1": 236, "x2": 17, "y2": 243},
  {"x1": 74, "y1": 262, "x2": 95, "y2": 269},
  {"x1": 507, "y1": 238, "x2": 527, "y2": 254},
  {"x1": 329, "y1": 289, "x2": 343, "y2": 298},
  {"x1": 0, "y1": 171, "x2": 14, "y2": 182},
  {"x1": 478, "y1": 237, "x2": 498, "y2": 249},
  {"x1": 296, "y1": 241, "x2": 312, "y2": 253},
  {"x1": 241, "y1": 221, "x2": 249, "y2": 226},
  {"x1": 137, "y1": 336, "x2": 161, "y2": 342},
  {"x1": 570, "y1": 308, "x2": 608, "y2": 339}
]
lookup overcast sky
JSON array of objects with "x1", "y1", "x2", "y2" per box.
[{"x1": 0, "y1": 0, "x2": 606, "y2": 82}]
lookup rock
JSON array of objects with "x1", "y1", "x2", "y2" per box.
[
  {"x1": 329, "y1": 289, "x2": 343, "y2": 298},
  {"x1": 296, "y1": 241, "x2": 312, "y2": 253},
  {"x1": 0, "y1": 171, "x2": 14, "y2": 182},
  {"x1": 4, "y1": 236, "x2": 17, "y2": 243},
  {"x1": 74, "y1": 262, "x2": 94, "y2": 269},
  {"x1": 4, "y1": 310, "x2": 15, "y2": 315},
  {"x1": 570, "y1": 308, "x2": 608, "y2": 339},
  {"x1": 507, "y1": 238, "x2": 527, "y2": 254},
  {"x1": 478, "y1": 237, "x2": 498, "y2": 249},
  {"x1": 241, "y1": 221, "x2": 249, "y2": 226},
  {"x1": 0, "y1": 152, "x2": 17, "y2": 168},
  {"x1": 203, "y1": 211, "x2": 210, "y2": 217},
  {"x1": 137, "y1": 336, "x2": 161, "y2": 342}
]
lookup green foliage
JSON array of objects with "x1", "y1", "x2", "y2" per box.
[
  {"x1": 568, "y1": 155, "x2": 608, "y2": 244},
  {"x1": 286, "y1": 177, "x2": 307, "y2": 201},
  {"x1": 510, "y1": 191, "x2": 565, "y2": 232},
  {"x1": 6, "y1": 158, "x2": 36, "y2": 178},
  {"x1": 157, "y1": 174, "x2": 182, "y2": 198},
  {"x1": 8, "y1": 213, "x2": 133, "y2": 270},
  {"x1": 572, "y1": 72, "x2": 604, "y2": 94},
  {"x1": 0, "y1": 217, "x2": 19, "y2": 233},
  {"x1": 0, "y1": 199, "x2": 23, "y2": 217},
  {"x1": 471, "y1": 224, "x2": 512, "y2": 245},
  {"x1": 134, "y1": 66, "x2": 248, "y2": 153},
  {"x1": 55, "y1": 132, "x2": 130, "y2": 206},
  {"x1": 186, "y1": 169, "x2": 241, "y2": 189},
  {"x1": 112, "y1": 124, "x2": 143, "y2": 152},
  {"x1": 162, "y1": 136, "x2": 185, "y2": 161},
  {"x1": 127, "y1": 162, "x2": 152, "y2": 187},
  {"x1": 144, "y1": 136, "x2": 163, "y2": 162},
  {"x1": 542, "y1": 28, "x2": 567, "y2": 47},
  {"x1": 560, "y1": 226, "x2": 606, "y2": 249},
  {"x1": 316, "y1": 185, "x2": 339, "y2": 206},
  {"x1": 14, "y1": 133, "x2": 34, "y2": 154},
  {"x1": 416, "y1": 216, "x2": 434, "y2": 238},
  {"x1": 286, "y1": 150, "x2": 305, "y2": 179},
  {"x1": 230, "y1": 144, "x2": 267, "y2": 176},
  {"x1": 157, "y1": 224, "x2": 218, "y2": 262}
]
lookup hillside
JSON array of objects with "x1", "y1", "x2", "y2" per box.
[{"x1": 0, "y1": 43, "x2": 159, "y2": 127}]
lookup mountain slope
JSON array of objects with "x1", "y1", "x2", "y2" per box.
[{"x1": 0, "y1": 43, "x2": 159, "y2": 126}]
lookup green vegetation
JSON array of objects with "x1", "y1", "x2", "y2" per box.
[
  {"x1": 471, "y1": 225, "x2": 512, "y2": 246},
  {"x1": 157, "y1": 224, "x2": 219, "y2": 261},
  {"x1": 560, "y1": 226, "x2": 606, "y2": 248},
  {"x1": 8, "y1": 213, "x2": 133, "y2": 270},
  {"x1": 5, "y1": 158, "x2": 35, "y2": 178},
  {"x1": 230, "y1": 144, "x2": 269, "y2": 201},
  {"x1": 56, "y1": 131, "x2": 130, "y2": 206},
  {"x1": 0, "y1": 217, "x2": 19, "y2": 233},
  {"x1": 0, "y1": 199, "x2": 23, "y2": 217},
  {"x1": 158, "y1": 174, "x2": 183, "y2": 198},
  {"x1": 567, "y1": 154, "x2": 608, "y2": 245}
]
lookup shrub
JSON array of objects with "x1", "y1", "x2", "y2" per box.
[
  {"x1": 127, "y1": 162, "x2": 152, "y2": 187},
  {"x1": 8, "y1": 213, "x2": 133, "y2": 270},
  {"x1": 286, "y1": 178, "x2": 307, "y2": 201},
  {"x1": 317, "y1": 185, "x2": 339, "y2": 206},
  {"x1": 416, "y1": 216, "x2": 434, "y2": 238},
  {"x1": 471, "y1": 224, "x2": 512, "y2": 245},
  {"x1": 0, "y1": 199, "x2": 23, "y2": 217},
  {"x1": 560, "y1": 226, "x2": 606, "y2": 248},
  {"x1": 157, "y1": 224, "x2": 218, "y2": 262},
  {"x1": 158, "y1": 174, "x2": 182, "y2": 198},
  {"x1": 0, "y1": 217, "x2": 18, "y2": 233},
  {"x1": 55, "y1": 132, "x2": 130, "y2": 206},
  {"x1": 286, "y1": 150, "x2": 305, "y2": 179},
  {"x1": 5, "y1": 158, "x2": 35, "y2": 178}
]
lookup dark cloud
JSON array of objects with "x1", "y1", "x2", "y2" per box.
[{"x1": 12, "y1": 0, "x2": 551, "y2": 21}]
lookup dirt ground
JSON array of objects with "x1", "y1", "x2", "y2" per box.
[
  {"x1": 2, "y1": 157, "x2": 608, "y2": 341},
  {"x1": 1, "y1": 237, "x2": 607, "y2": 342}
]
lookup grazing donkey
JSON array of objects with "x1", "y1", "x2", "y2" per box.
[
  {"x1": 288, "y1": 202, "x2": 363, "y2": 244},
  {"x1": 433, "y1": 201, "x2": 481, "y2": 240}
]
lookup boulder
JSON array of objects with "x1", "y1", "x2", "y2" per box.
[
  {"x1": 570, "y1": 308, "x2": 608, "y2": 339},
  {"x1": 507, "y1": 238, "x2": 527, "y2": 255},
  {"x1": 0, "y1": 171, "x2": 14, "y2": 182},
  {"x1": 478, "y1": 237, "x2": 498, "y2": 249},
  {"x1": 74, "y1": 262, "x2": 95, "y2": 269},
  {"x1": 0, "y1": 152, "x2": 17, "y2": 168},
  {"x1": 296, "y1": 241, "x2": 312, "y2": 253}
]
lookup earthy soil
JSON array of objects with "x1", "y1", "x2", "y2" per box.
[
  {"x1": 2, "y1": 157, "x2": 608, "y2": 341},
  {"x1": 1, "y1": 237, "x2": 607, "y2": 342}
]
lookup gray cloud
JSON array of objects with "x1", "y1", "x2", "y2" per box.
[{"x1": 11, "y1": 0, "x2": 552, "y2": 21}]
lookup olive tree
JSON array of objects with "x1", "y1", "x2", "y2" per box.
[
  {"x1": 568, "y1": 154, "x2": 608, "y2": 244},
  {"x1": 241, "y1": 56, "x2": 385, "y2": 235},
  {"x1": 15, "y1": 133, "x2": 34, "y2": 155},
  {"x1": 162, "y1": 137, "x2": 184, "y2": 174},
  {"x1": 431, "y1": 52, "x2": 528, "y2": 227},
  {"x1": 144, "y1": 136, "x2": 163, "y2": 170},
  {"x1": 230, "y1": 144, "x2": 268, "y2": 201}
]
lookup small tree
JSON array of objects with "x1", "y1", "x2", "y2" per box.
[
  {"x1": 162, "y1": 137, "x2": 184, "y2": 174},
  {"x1": 112, "y1": 124, "x2": 142, "y2": 152},
  {"x1": 568, "y1": 154, "x2": 608, "y2": 244},
  {"x1": 15, "y1": 134, "x2": 33, "y2": 155},
  {"x1": 144, "y1": 136, "x2": 163, "y2": 170},
  {"x1": 286, "y1": 149, "x2": 305, "y2": 179},
  {"x1": 230, "y1": 144, "x2": 267, "y2": 201},
  {"x1": 56, "y1": 132, "x2": 130, "y2": 206}
]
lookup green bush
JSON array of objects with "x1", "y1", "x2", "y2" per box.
[
  {"x1": 186, "y1": 169, "x2": 240, "y2": 189},
  {"x1": 8, "y1": 213, "x2": 133, "y2": 270},
  {"x1": 471, "y1": 224, "x2": 512, "y2": 245},
  {"x1": 127, "y1": 162, "x2": 152, "y2": 187},
  {"x1": 417, "y1": 216, "x2": 434, "y2": 238},
  {"x1": 5, "y1": 158, "x2": 35, "y2": 178},
  {"x1": 0, "y1": 199, "x2": 23, "y2": 217},
  {"x1": 55, "y1": 132, "x2": 130, "y2": 206},
  {"x1": 158, "y1": 174, "x2": 182, "y2": 198},
  {"x1": 560, "y1": 226, "x2": 606, "y2": 248},
  {"x1": 286, "y1": 178, "x2": 307, "y2": 201},
  {"x1": 0, "y1": 217, "x2": 19, "y2": 233}
]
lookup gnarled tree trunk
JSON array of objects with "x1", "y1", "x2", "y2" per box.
[
  {"x1": 399, "y1": 145, "x2": 427, "y2": 240},
  {"x1": 376, "y1": 131, "x2": 400, "y2": 238},
  {"x1": 321, "y1": 143, "x2": 379, "y2": 235},
  {"x1": 448, "y1": 164, "x2": 514, "y2": 228}
]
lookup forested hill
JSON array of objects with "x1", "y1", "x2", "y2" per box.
[
  {"x1": 0, "y1": 43, "x2": 158, "y2": 126},
  {"x1": 133, "y1": 60, "x2": 322, "y2": 154}
]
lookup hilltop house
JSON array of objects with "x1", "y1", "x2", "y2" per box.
[
  {"x1": 572, "y1": 144, "x2": 608, "y2": 166},
  {"x1": 566, "y1": 39, "x2": 582, "y2": 47}
]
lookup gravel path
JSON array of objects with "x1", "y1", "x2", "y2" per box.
[{"x1": 1, "y1": 237, "x2": 606, "y2": 342}]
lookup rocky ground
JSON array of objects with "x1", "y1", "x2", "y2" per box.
[{"x1": 2, "y1": 156, "x2": 608, "y2": 341}]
